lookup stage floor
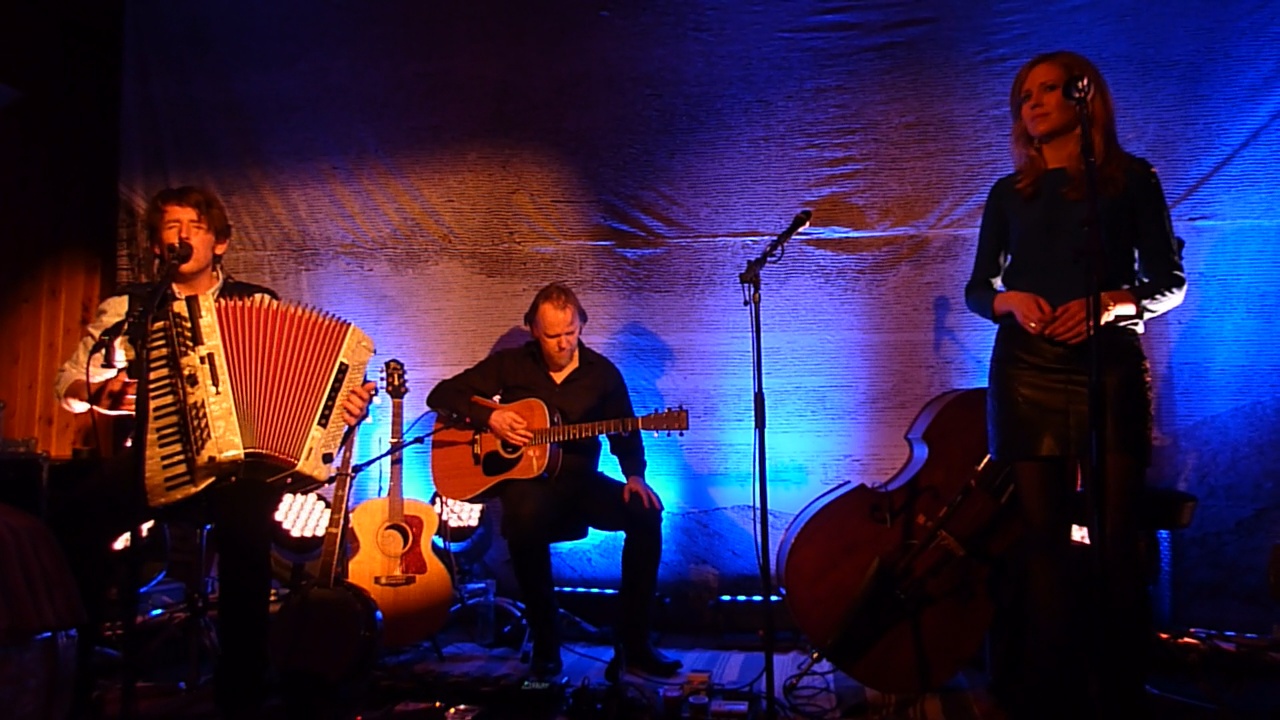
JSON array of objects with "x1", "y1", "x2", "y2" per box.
[
  {"x1": 67, "y1": 585, "x2": 1271, "y2": 719},
  {"x1": 95, "y1": 638, "x2": 1001, "y2": 719},
  {"x1": 84, "y1": 629, "x2": 1250, "y2": 719}
]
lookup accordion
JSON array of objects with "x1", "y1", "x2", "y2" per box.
[{"x1": 142, "y1": 293, "x2": 375, "y2": 507}]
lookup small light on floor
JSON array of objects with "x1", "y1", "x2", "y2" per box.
[{"x1": 1070, "y1": 524, "x2": 1090, "y2": 544}]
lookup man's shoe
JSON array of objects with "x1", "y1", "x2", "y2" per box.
[{"x1": 605, "y1": 642, "x2": 682, "y2": 681}]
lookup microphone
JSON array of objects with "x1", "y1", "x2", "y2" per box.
[
  {"x1": 776, "y1": 210, "x2": 813, "y2": 245},
  {"x1": 1063, "y1": 75, "x2": 1092, "y2": 103},
  {"x1": 741, "y1": 208, "x2": 814, "y2": 281},
  {"x1": 166, "y1": 240, "x2": 194, "y2": 264}
]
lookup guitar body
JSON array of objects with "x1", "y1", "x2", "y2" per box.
[
  {"x1": 271, "y1": 581, "x2": 381, "y2": 682},
  {"x1": 347, "y1": 496, "x2": 454, "y2": 646},
  {"x1": 431, "y1": 397, "x2": 561, "y2": 500}
]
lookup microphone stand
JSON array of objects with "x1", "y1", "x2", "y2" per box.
[
  {"x1": 1072, "y1": 83, "x2": 1111, "y2": 701},
  {"x1": 737, "y1": 210, "x2": 809, "y2": 719},
  {"x1": 350, "y1": 432, "x2": 430, "y2": 478},
  {"x1": 118, "y1": 246, "x2": 189, "y2": 718}
]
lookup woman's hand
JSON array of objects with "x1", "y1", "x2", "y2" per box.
[
  {"x1": 993, "y1": 291, "x2": 1052, "y2": 335},
  {"x1": 1041, "y1": 291, "x2": 1139, "y2": 345},
  {"x1": 1041, "y1": 298, "x2": 1090, "y2": 344}
]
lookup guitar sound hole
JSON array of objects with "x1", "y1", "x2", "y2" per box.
[
  {"x1": 379, "y1": 523, "x2": 412, "y2": 553},
  {"x1": 481, "y1": 452, "x2": 521, "y2": 477}
]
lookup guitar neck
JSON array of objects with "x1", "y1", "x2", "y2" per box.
[
  {"x1": 388, "y1": 396, "x2": 404, "y2": 519},
  {"x1": 530, "y1": 417, "x2": 644, "y2": 445},
  {"x1": 317, "y1": 430, "x2": 356, "y2": 588}
]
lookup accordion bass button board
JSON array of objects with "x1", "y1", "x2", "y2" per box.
[{"x1": 143, "y1": 294, "x2": 375, "y2": 508}]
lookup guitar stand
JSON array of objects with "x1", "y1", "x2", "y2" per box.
[
  {"x1": 425, "y1": 635, "x2": 446, "y2": 662},
  {"x1": 445, "y1": 592, "x2": 528, "y2": 650},
  {"x1": 175, "y1": 522, "x2": 219, "y2": 690}
]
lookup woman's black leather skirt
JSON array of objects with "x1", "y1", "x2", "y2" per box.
[{"x1": 987, "y1": 321, "x2": 1152, "y2": 465}]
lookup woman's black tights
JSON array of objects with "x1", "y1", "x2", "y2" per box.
[{"x1": 997, "y1": 454, "x2": 1151, "y2": 719}]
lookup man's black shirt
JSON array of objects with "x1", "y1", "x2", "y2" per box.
[{"x1": 427, "y1": 340, "x2": 646, "y2": 481}]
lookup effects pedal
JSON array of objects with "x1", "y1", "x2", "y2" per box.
[
  {"x1": 683, "y1": 669, "x2": 712, "y2": 695},
  {"x1": 710, "y1": 698, "x2": 750, "y2": 717}
]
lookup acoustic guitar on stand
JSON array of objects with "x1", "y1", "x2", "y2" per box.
[
  {"x1": 431, "y1": 396, "x2": 689, "y2": 501},
  {"x1": 347, "y1": 359, "x2": 454, "y2": 647}
]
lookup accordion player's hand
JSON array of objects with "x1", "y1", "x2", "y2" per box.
[{"x1": 341, "y1": 380, "x2": 377, "y2": 427}]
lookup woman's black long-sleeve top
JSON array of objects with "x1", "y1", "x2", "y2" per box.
[{"x1": 965, "y1": 155, "x2": 1186, "y2": 330}]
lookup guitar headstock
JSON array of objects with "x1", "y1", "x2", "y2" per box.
[
  {"x1": 384, "y1": 358, "x2": 408, "y2": 400},
  {"x1": 639, "y1": 406, "x2": 688, "y2": 435}
]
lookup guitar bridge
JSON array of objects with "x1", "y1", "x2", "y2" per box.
[{"x1": 374, "y1": 575, "x2": 418, "y2": 587}]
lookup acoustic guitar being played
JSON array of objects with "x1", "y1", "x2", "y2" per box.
[
  {"x1": 431, "y1": 396, "x2": 689, "y2": 501},
  {"x1": 346, "y1": 359, "x2": 454, "y2": 647}
]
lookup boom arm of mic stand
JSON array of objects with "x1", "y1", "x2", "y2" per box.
[
  {"x1": 739, "y1": 236, "x2": 788, "y2": 286},
  {"x1": 739, "y1": 254, "x2": 769, "y2": 287},
  {"x1": 740, "y1": 210, "x2": 810, "y2": 285},
  {"x1": 349, "y1": 433, "x2": 429, "y2": 478}
]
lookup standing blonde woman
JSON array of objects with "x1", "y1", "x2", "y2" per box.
[{"x1": 965, "y1": 51, "x2": 1186, "y2": 719}]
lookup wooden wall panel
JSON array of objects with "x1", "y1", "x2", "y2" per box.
[{"x1": 0, "y1": 257, "x2": 103, "y2": 459}]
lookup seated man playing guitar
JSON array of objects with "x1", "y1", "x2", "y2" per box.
[{"x1": 427, "y1": 282, "x2": 681, "y2": 680}]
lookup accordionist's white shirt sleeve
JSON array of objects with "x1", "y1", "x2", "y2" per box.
[{"x1": 54, "y1": 294, "x2": 132, "y2": 414}]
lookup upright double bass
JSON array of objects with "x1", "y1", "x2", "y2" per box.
[{"x1": 777, "y1": 388, "x2": 1018, "y2": 694}]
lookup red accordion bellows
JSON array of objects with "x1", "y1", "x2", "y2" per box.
[{"x1": 215, "y1": 296, "x2": 375, "y2": 481}]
